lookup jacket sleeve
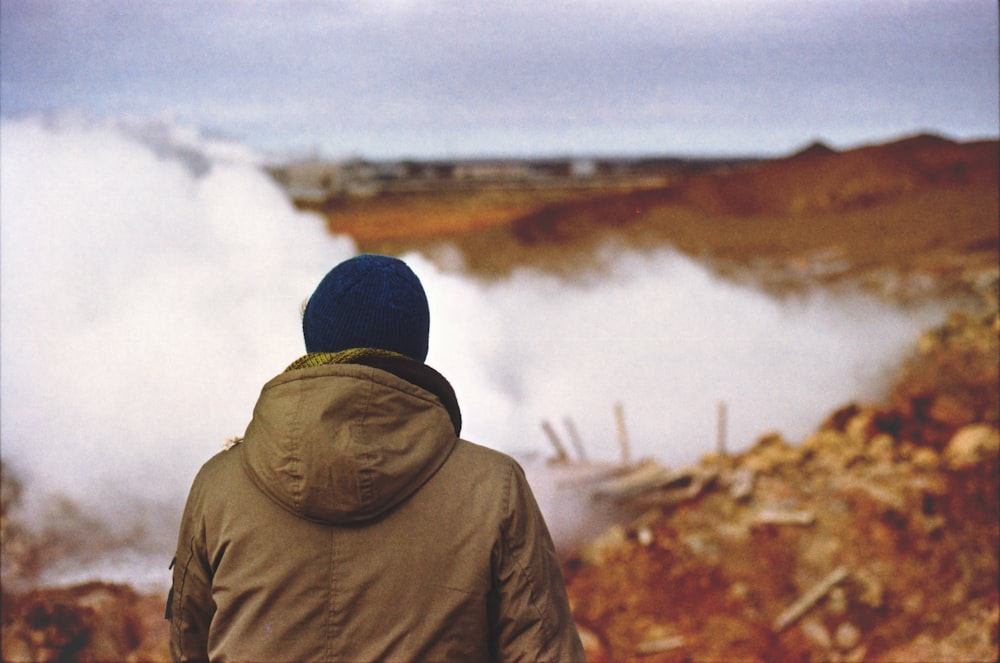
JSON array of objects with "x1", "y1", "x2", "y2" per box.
[
  {"x1": 491, "y1": 461, "x2": 586, "y2": 662},
  {"x1": 169, "y1": 473, "x2": 216, "y2": 663}
]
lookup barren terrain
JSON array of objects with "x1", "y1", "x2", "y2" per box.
[
  {"x1": 306, "y1": 134, "x2": 997, "y2": 304},
  {"x1": 2, "y1": 133, "x2": 997, "y2": 661}
]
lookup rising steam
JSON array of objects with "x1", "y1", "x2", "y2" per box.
[{"x1": 0, "y1": 116, "x2": 943, "y2": 587}]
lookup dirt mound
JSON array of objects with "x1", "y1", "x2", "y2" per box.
[
  {"x1": 565, "y1": 311, "x2": 999, "y2": 662},
  {"x1": 1, "y1": 582, "x2": 168, "y2": 662}
]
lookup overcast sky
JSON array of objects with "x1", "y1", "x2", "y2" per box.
[{"x1": 2, "y1": 0, "x2": 998, "y2": 159}]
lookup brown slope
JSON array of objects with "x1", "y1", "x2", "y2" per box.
[
  {"x1": 435, "y1": 134, "x2": 998, "y2": 299},
  {"x1": 671, "y1": 133, "x2": 999, "y2": 216}
]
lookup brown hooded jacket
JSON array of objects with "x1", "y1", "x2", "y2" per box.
[{"x1": 169, "y1": 357, "x2": 585, "y2": 662}]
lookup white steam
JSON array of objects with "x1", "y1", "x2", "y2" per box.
[
  {"x1": 0, "y1": 117, "x2": 354, "y2": 578},
  {"x1": 1, "y1": 117, "x2": 943, "y2": 588},
  {"x1": 418, "y1": 251, "x2": 941, "y2": 466}
]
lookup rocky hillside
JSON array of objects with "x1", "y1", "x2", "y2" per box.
[{"x1": 565, "y1": 310, "x2": 998, "y2": 662}]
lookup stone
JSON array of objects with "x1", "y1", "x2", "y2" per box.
[
  {"x1": 928, "y1": 394, "x2": 976, "y2": 428},
  {"x1": 834, "y1": 622, "x2": 861, "y2": 650},
  {"x1": 826, "y1": 587, "x2": 848, "y2": 617},
  {"x1": 800, "y1": 617, "x2": 832, "y2": 649},
  {"x1": 579, "y1": 525, "x2": 627, "y2": 566},
  {"x1": 910, "y1": 447, "x2": 940, "y2": 470},
  {"x1": 866, "y1": 434, "x2": 896, "y2": 462},
  {"x1": 575, "y1": 625, "x2": 604, "y2": 660},
  {"x1": 944, "y1": 424, "x2": 1000, "y2": 470}
]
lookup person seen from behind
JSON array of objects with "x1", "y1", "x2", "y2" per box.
[{"x1": 167, "y1": 253, "x2": 586, "y2": 662}]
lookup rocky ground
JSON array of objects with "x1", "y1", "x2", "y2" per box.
[
  {"x1": 564, "y1": 309, "x2": 998, "y2": 662},
  {"x1": 2, "y1": 133, "x2": 996, "y2": 661}
]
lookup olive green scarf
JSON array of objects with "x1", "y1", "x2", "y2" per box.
[{"x1": 285, "y1": 347, "x2": 408, "y2": 372}]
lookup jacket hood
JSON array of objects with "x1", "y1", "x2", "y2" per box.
[{"x1": 240, "y1": 360, "x2": 461, "y2": 525}]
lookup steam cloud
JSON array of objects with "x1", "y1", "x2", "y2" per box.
[{"x1": 0, "y1": 117, "x2": 943, "y2": 588}]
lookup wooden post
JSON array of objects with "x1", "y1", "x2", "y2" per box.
[
  {"x1": 541, "y1": 420, "x2": 569, "y2": 463},
  {"x1": 564, "y1": 417, "x2": 587, "y2": 462},
  {"x1": 614, "y1": 402, "x2": 631, "y2": 466},
  {"x1": 716, "y1": 401, "x2": 728, "y2": 459}
]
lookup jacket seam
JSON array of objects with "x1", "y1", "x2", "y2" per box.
[{"x1": 356, "y1": 368, "x2": 377, "y2": 506}]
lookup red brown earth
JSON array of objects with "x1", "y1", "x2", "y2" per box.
[
  {"x1": 2, "y1": 133, "x2": 997, "y2": 661},
  {"x1": 564, "y1": 309, "x2": 998, "y2": 662}
]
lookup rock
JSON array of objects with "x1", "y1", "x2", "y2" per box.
[
  {"x1": 579, "y1": 525, "x2": 627, "y2": 566},
  {"x1": 845, "y1": 411, "x2": 874, "y2": 446},
  {"x1": 743, "y1": 433, "x2": 801, "y2": 473},
  {"x1": 910, "y1": 447, "x2": 940, "y2": 470},
  {"x1": 866, "y1": 434, "x2": 896, "y2": 463},
  {"x1": 834, "y1": 622, "x2": 861, "y2": 650},
  {"x1": 853, "y1": 569, "x2": 885, "y2": 609},
  {"x1": 928, "y1": 394, "x2": 977, "y2": 428},
  {"x1": 727, "y1": 467, "x2": 756, "y2": 501},
  {"x1": 944, "y1": 424, "x2": 1000, "y2": 470},
  {"x1": 800, "y1": 617, "x2": 832, "y2": 649},
  {"x1": 826, "y1": 586, "x2": 848, "y2": 617},
  {"x1": 575, "y1": 624, "x2": 605, "y2": 660}
]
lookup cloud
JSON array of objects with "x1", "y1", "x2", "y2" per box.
[{"x1": 3, "y1": 0, "x2": 996, "y2": 158}]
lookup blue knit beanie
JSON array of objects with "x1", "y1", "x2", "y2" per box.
[{"x1": 302, "y1": 254, "x2": 430, "y2": 362}]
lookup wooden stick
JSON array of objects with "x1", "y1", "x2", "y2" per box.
[
  {"x1": 590, "y1": 462, "x2": 679, "y2": 501},
  {"x1": 636, "y1": 635, "x2": 685, "y2": 655},
  {"x1": 716, "y1": 401, "x2": 728, "y2": 458},
  {"x1": 541, "y1": 420, "x2": 569, "y2": 462},
  {"x1": 754, "y1": 509, "x2": 816, "y2": 526},
  {"x1": 772, "y1": 566, "x2": 849, "y2": 632},
  {"x1": 563, "y1": 417, "x2": 588, "y2": 462},
  {"x1": 614, "y1": 402, "x2": 631, "y2": 466}
]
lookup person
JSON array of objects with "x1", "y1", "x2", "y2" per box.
[{"x1": 167, "y1": 254, "x2": 586, "y2": 662}]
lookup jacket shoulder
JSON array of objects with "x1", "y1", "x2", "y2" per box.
[
  {"x1": 451, "y1": 438, "x2": 522, "y2": 469},
  {"x1": 187, "y1": 444, "x2": 245, "y2": 496}
]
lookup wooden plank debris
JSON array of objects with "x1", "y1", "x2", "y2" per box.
[
  {"x1": 589, "y1": 463, "x2": 717, "y2": 506},
  {"x1": 772, "y1": 566, "x2": 850, "y2": 632},
  {"x1": 728, "y1": 467, "x2": 756, "y2": 501},
  {"x1": 630, "y1": 470, "x2": 717, "y2": 508},
  {"x1": 754, "y1": 508, "x2": 816, "y2": 527},
  {"x1": 590, "y1": 461, "x2": 677, "y2": 501},
  {"x1": 636, "y1": 635, "x2": 685, "y2": 656}
]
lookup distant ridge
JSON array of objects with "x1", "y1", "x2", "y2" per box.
[
  {"x1": 789, "y1": 140, "x2": 838, "y2": 159},
  {"x1": 670, "y1": 133, "x2": 999, "y2": 216}
]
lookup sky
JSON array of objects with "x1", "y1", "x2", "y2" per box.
[{"x1": 1, "y1": 0, "x2": 998, "y2": 159}]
